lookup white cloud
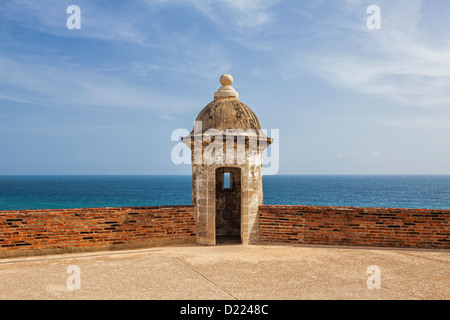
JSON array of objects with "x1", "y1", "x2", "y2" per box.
[
  {"x1": 1, "y1": 0, "x2": 234, "y2": 83},
  {"x1": 142, "y1": 0, "x2": 279, "y2": 32},
  {"x1": 0, "y1": 55, "x2": 196, "y2": 112},
  {"x1": 2, "y1": 0, "x2": 152, "y2": 45},
  {"x1": 286, "y1": 0, "x2": 450, "y2": 109},
  {"x1": 190, "y1": 0, "x2": 280, "y2": 30}
]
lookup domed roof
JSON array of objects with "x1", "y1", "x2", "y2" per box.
[
  {"x1": 194, "y1": 98, "x2": 262, "y2": 133},
  {"x1": 191, "y1": 74, "x2": 263, "y2": 134},
  {"x1": 183, "y1": 74, "x2": 272, "y2": 147}
]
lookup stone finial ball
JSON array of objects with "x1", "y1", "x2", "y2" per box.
[{"x1": 220, "y1": 74, "x2": 233, "y2": 86}]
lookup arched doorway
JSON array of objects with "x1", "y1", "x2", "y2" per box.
[{"x1": 215, "y1": 167, "x2": 241, "y2": 244}]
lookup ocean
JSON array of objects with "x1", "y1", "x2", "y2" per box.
[{"x1": 0, "y1": 175, "x2": 449, "y2": 211}]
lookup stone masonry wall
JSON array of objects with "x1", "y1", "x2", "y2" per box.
[
  {"x1": 0, "y1": 206, "x2": 196, "y2": 258},
  {"x1": 259, "y1": 205, "x2": 450, "y2": 249}
]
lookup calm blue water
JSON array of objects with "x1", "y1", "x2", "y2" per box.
[{"x1": 0, "y1": 175, "x2": 449, "y2": 210}]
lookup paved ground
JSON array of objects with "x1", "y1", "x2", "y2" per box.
[{"x1": 0, "y1": 243, "x2": 448, "y2": 300}]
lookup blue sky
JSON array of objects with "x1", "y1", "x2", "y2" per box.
[{"x1": 1, "y1": 0, "x2": 449, "y2": 175}]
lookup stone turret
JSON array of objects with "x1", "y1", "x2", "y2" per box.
[{"x1": 184, "y1": 75, "x2": 272, "y2": 245}]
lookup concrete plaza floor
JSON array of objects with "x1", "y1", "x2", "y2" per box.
[{"x1": 0, "y1": 243, "x2": 448, "y2": 300}]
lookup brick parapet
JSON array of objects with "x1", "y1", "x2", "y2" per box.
[
  {"x1": 0, "y1": 205, "x2": 196, "y2": 258},
  {"x1": 259, "y1": 205, "x2": 450, "y2": 249},
  {"x1": 2, "y1": 204, "x2": 448, "y2": 258}
]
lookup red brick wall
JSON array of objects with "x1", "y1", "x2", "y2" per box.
[
  {"x1": 259, "y1": 205, "x2": 450, "y2": 249},
  {"x1": 0, "y1": 206, "x2": 196, "y2": 258},
  {"x1": 3, "y1": 204, "x2": 449, "y2": 258}
]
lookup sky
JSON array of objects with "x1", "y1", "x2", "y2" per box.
[{"x1": 0, "y1": 0, "x2": 449, "y2": 175}]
